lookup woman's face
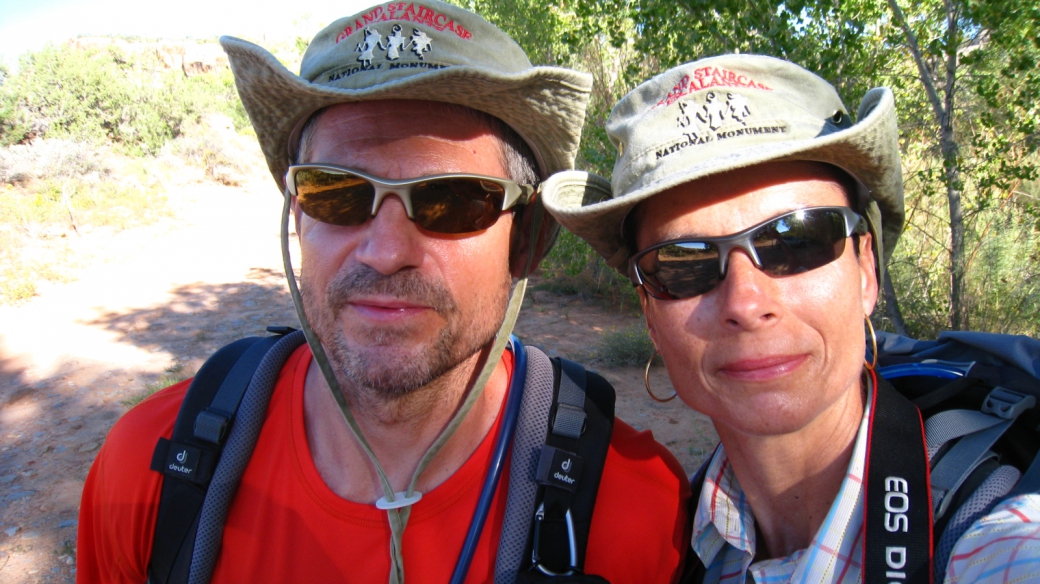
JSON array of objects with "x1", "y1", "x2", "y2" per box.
[{"x1": 636, "y1": 162, "x2": 878, "y2": 438}]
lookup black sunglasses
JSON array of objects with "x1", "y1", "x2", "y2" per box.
[
  {"x1": 286, "y1": 165, "x2": 535, "y2": 234},
  {"x1": 631, "y1": 206, "x2": 869, "y2": 300}
]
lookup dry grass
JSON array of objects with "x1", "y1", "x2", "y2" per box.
[
  {"x1": 0, "y1": 167, "x2": 170, "y2": 304},
  {"x1": 594, "y1": 323, "x2": 655, "y2": 367},
  {"x1": 0, "y1": 127, "x2": 259, "y2": 304},
  {"x1": 122, "y1": 363, "x2": 195, "y2": 408}
]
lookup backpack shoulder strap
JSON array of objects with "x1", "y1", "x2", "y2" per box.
[
  {"x1": 495, "y1": 347, "x2": 616, "y2": 583},
  {"x1": 146, "y1": 327, "x2": 301, "y2": 584},
  {"x1": 496, "y1": 346, "x2": 557, "y2": 581}
]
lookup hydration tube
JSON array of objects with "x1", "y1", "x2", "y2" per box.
[
  {"x1": 449, "y1": 335, "x2": 528, "y2": 584},
  {"x1": 878, "y1": 359, "x2": 975, "y2": 380}
]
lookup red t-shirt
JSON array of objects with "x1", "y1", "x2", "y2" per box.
[{"x1": 78, "y1": 345, "x2": 690, "y2": 583}]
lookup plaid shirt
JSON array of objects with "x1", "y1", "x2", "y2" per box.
[{"x1": 691, "y1": 385, "x2": 1040, "y2": 583}]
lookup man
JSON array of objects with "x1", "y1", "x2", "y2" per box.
[
  {"x1": 542, "y1": 55, "x2": 1040, "y2": 583},
  {"x1": 77, "y1": 2, "x2": 689, "y2": 583}
]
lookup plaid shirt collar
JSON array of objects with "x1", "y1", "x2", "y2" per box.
[{"x1": 691, "y1": 384, "x2": 873, "y2": 584}]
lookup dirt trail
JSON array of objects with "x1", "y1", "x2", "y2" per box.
[{"x1": 0, "y1": 180, "x2": 716, "y2": 583}]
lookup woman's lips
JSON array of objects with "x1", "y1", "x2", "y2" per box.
[{"x1": 717, "y1": 354, "x2": 809, "y2": 382}]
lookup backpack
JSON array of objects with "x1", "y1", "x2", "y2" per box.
[
  {"x1": 680, "y1": 330, "x2": 1040, "y2": 584},
  {"x1": 146, "y1": 327, "x2": 616, "y2": 584}
]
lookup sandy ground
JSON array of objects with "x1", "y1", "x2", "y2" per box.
[{"x1": 0, "y1": 179, "x2": 717, "y2": 583}]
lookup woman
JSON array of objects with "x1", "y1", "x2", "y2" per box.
[{"x1": 542, "y1": 55, "x2": 1040, "y2": 583}]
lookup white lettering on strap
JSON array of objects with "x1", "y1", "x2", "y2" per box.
[
  {"x1": 884, "y1": 476, "x2": 910, "y2": 533},
  {"x1": 886, "y1": 546, "x2": 907, "y2": 581}
]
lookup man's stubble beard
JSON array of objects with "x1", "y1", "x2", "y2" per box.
[{"x1": 302, "y1": 264, "x2": 511, "y2": 418}]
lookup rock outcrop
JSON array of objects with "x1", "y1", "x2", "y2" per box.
[{"x1": 69, "y1": 37, "x2": 229, "y2": 77}]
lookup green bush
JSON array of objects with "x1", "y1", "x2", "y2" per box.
[
  {"x1": 887, "y1": 172, "x2": 1040, "y2": 338},
  {"x1": 0, "y1": 43, "x2": 247, "y2": 156},
  {"x1": 540, "y1": 230, "x2": 639, "y2": 309},
  {"x1": 594, "y1": 323, "x2": 654, "y2": 367}
]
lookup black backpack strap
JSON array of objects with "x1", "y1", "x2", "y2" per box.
[
  {"x1": 189, "y1": 329, "x2": 306, "y2": 583},
  {"x1": 146, "y1": 327, "x2": 297, "y2": 584},
  {"x1": 496, "y1": 346, "x2": 557, "y2": 582},
  {"x1": 517, "y1": 357, "x2": 615, "y2": 582}
]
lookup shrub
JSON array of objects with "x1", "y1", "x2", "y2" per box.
[
  {"x1": 540, "y1": 230, "x2": 639, "y2": 309},
  {"x1": 0, "y1": 42, "x2": 247, "y2": 156},
  {"x1": 594, "y1": 323, "x2": 654, "y2": 367},
  {"x1": 167, "y1": 113, "x2": 262, "y2": 186},
  {"x1": 887, "y1": 172, "x2": 1040, "y2": 338},
  {"x1": 0, "y1": 139, "x2": 102, "y2": 185}
]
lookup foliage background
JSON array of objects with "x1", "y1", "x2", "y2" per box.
[
  {"x1": 1, "y1": 3, "x2": 1038, "y2": 339},
  {"x1": 459, "y1": 0, "x2": 1040, "y2": 338}
]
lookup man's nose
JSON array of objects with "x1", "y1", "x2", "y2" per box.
[{"x1": 354, "y1": 193, "x2": 425, "y2": 275}]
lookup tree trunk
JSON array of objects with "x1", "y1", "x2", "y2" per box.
[
  {"x1": 61, "y1": 181, "x2": 80, "y2": 236},
  {"x1": 944, "y1": 143, "x2": 965, "y2": 330},
  {"x1": 888, "y1": 0, "x2": 967, "y2": 331},
  {"x1": 883, "y1": 270, "x2": 909, "y2": 336},
  {"x1": 942, "y1": 0, "x2": 966, "y2": 330}
]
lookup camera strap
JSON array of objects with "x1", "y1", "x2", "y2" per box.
[{"x1": 863, "y1": 369, "x2": 933, "y2": 584}]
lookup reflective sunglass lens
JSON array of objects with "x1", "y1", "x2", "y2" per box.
[
  {"x1": 754, "y1": 210, "x2": 846, "y2": 275},
  {"x1": 292, "y1": 168, "x2": 510, "y2": 234},
  {"x1": 411, "y1": 178, "x2": 504, "y2": 233},
  {"x1": 295, "y1": 170, "x2": 375, "y2": 226},
  {"x1": 637, "y1": 208, "x2": 854, "y2": 300},
  {"x1": 640, "y1": 242, "x2": 721, "y2": 299}
]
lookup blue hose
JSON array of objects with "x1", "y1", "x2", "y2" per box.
[
  {"x1": 878, "y1": 360, "x2": 974, "y2": 380},
  {"x1": 449, "y1": 335, "x2": 528, "y2": 584}
]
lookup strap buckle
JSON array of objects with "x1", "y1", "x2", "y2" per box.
[
  {"x1": 531, "y1": 503, "x2": 577, "y2": 577},
  {"x1": 194, "y1": 408, "x2": 232, "y2": 444},
  {"x1": 982, "y1": 387, "x2": 1035, "y2": 420}
]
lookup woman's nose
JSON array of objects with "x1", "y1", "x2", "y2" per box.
[{"x1": 713, "y1": 249, "x2": 781, "y2": 330}]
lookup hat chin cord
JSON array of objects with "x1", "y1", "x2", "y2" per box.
[{"x1": 280, "y1": 190, "x2": 529, "y2": 584}]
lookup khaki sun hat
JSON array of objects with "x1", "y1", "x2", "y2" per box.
[
  {"x1": 541, "y1": 54, "x2": 904, "y2": 279},
  {"x1": 219, "y1": 0, "x2": 593, "y2": 191}
]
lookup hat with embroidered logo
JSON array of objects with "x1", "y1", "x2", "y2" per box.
[
  {"x1": 541, "y1": 54, "x2": 904, "y2": 278},
  {"x1": 219, "y1": 0, "x2": 592, "y2": 190}
]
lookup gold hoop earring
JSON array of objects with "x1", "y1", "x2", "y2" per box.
[
  {"x1": 864, "y1": 316, "x2": 878, "y2": 371},
  {"x1": 645, "y1": 349, "x2": 677, "y2": 402}
]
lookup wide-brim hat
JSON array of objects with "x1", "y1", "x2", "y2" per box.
[
  {"x1": 219, "y1": 0, "x2": 592, "y2": 191},
  {"x1": 541, "y1": 54, "x2": 904, "y2": 278}
]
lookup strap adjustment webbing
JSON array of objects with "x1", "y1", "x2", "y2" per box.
[
  {"x1": 924, "y1": 386, "x2": 1034, "y2": 519},
  {"x1": 551, "y1": 366, "x2": 587, "y2": 439},
  {"x1": 529, "y1": 358, "x2": 614, "y2": 578}
]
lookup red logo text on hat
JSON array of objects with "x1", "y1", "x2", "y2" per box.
[
  {"x1": 655, "y1": 68, "x2": 772, "y2": 109},
  {"x1": 336, "y1": 3, "x2": 473, "y2": 44}
]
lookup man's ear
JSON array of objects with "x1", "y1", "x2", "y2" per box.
[
  {"x1": 509, "y1": 198, "x2": 561, "y2": 278},
  {"x1": 858, "y1": 232, "x2": 879, "y2": 316}
]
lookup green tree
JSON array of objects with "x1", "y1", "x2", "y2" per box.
[
  {"x1": 473, "y1": 0, "x2": 1040, "y2": 336},
  {"x1": 882, "y1": 0, "x2": 1039, "y2": 333}
]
